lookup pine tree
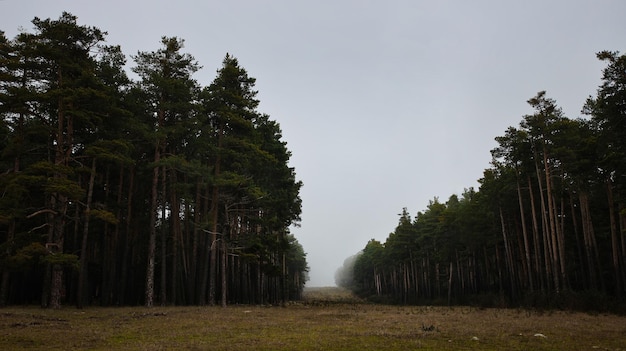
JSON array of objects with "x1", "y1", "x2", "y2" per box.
[
  {"x1": 132, "y1": 36, "x2": 199, "y2": 307},
  {"x1": 584, "y1": 51, "x2": 626, "y2": 295},
  {"x1": 9, "y1": 13, "x2": 108, "y2": 309}
]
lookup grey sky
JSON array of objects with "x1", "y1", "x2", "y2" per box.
[{"x1": 2, "y1": 1, "x2": 625, "y2": 286}]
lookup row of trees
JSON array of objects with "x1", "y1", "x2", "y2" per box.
[
  {"x1": 339, "y1": 51, "x2": 626, "y2": 310},
  {"x1": 0, "y1": 13, "x2": 307, "y2": 308}
]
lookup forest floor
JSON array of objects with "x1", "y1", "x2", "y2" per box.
[{"x1": 1, "y1": 287, "x2": 625, "y2": 350}]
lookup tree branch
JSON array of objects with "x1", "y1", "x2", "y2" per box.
[{"x1": 27, "y1": 209, "x2": 58, "y2": 219}]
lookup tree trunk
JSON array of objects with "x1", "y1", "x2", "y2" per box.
[
  {"x1": 527, "y1": 175, "x2": 544, "y2": 292},
  {"x1": 187, "y1": 181, "x2": 202, "y2": 304},
  {"x1": 617, "y1": 201, "x2": 626, "y2": 293},
  {"x1": 517, "y1": 178, "x2": 534, "y2": 291},
  {"x1": 534, "y1": 150, "x2": 553, "y2": 292},
  {"x1": 221, "y1": 238, "x2": 227, "y2": 307},
  {"x1": 542, "y1": 145, "x2": 561, "y2": 293},
  {"x1": 209, "y1": 124, "x2": 223, "y2": 306},
  {"x1": 168, "y1": 171, "x2": 182, "y2": 305},
  {"x1": 0, "y1": 220, "x2": 16, "y2": 306},
  {"x1": 198, "y1": 186, "x2": 211, "y2": 305},
  {"x1": 119, "y1": 166, "x2": 135, "y2": 306},
  {"x1": 99, "y1": 165, "x2": 112, "y2": 306},
  {"x1": 606, "y1": 178, "x2": 621, "y2": 294},
  {"x1": 160, "y1": 165, "x2": 167, "y2": 306},
  {"x1": 1, "y1": 140, "x2": 23, "y2": 306},
  {"x1": 447, "y1": 261, "x2": 453, "y2": 306},
  {"x1": 49, "y1": 73, "x2": 72, "y2": 309},
  {"x1": 109, "y1": 165, "x2": 125, "y2": 305},
  {"x1": 145, "y1": 144, "x2": 160, "y2": 307},
  {"x1": 569, "y1": 194, "x2": 586, "y2": 290},
  {"x1": 558, "y1": 196, "x2": 567, "y2": 290},
  {"x1": 619, "y1": 202, "x2": 626, "y2": 294},
  {"x1": 209, "y1": 186, "x2": 219, "y2": 306},
  {"x1": 77, "y1": 158, "x2": 97, "y2": 309},
  {"x1": 499, "y1": 207, "x2": 516, "y2": 299},
  {"x1": 579, "y1": 191, "x2": 604, "y2": 291}
]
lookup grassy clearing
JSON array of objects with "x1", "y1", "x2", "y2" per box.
[{"x1": 0, "y1": 288, "x2": 624, "y2": 350}]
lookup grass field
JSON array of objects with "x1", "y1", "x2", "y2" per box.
[{"x1": 1, "y1": 287, "x2": 625, "y2": 350}]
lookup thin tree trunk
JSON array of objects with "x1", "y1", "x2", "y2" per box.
[
  {"x1": 77, "y1": 158, "x2": 97, "y2": 309},
  {"x1": 447, "y1": 261, "x2": 453, "y2": 306},
  {"x1": 100, "y1": 165, "x2": 112, "y2": 306},
  {"x1": 49, "y1": 91, "x2": 72, "y2": 309},
  {"x1": 0, "y1": 220, "x2": 16, "y2": 306},
  {"x1": 0, "y1": 270, "x2": 8, "y2": 307},
  {"x1": 209, "y1": 125, "x2": 223, "y2": 306},
  {"x1": 517, "y1": 178, "x2": 534, "y2": 291},
  {"x1": 542, "y1": 145, "x2": 560, "y2": 293},
  {"x1": 619, "y1": 202, "x2": 626, "y2": 294},
  {"x1": 606, "y1": 177, "x2": 621, "y2": 294},
  {"x1": 495, "y1": 244, "x2": 504, "y2": 295},
  {"x1": 221, "y1": 238, "x2": 227, "y2": 307},
  {"x1": 119, "y1": 166, "x2": 134, "y2": 306},
  {"x1": 187, "y1": 181, "x2": 202, "y2": 304},
  {"x1": 579, "y1": 191, "x2": 603, "y2": 291},
  {"x1": 1, "y1": 110, "x2": 28, "y2": 304},
  {"x1": 209, "y1": 186, "x2": 219, "y2": 306},
  {"x1": 527, "y1": 176, "x2": 544, "y2": 292},
  {"x1": 558, "y1": 196, "x2": 567, "y2": 290},
  {"x1": 170, "y1": 169, "x2": 181, "y2": 305},
  {"x1": 499, "y1": 207, "x2": 516, "y2": 299},
  {"x1": 534, "y1": 150, "x2": 553, "y2": 292},
  {"x1": 145, "y1": 144, "x2": 160, "y2": 307},
  {"x1": 110, "y1": 165, "x2": 124, "y2": 305},
  {"x1": 160, "y1": 165, "x2": 167, "y2": 306},
  {"x1": 198, "y1": 186, "x2": 211, "y2": 305},
  {"x1": 570, "y1": 194, "x2": 586, "y2": 289}
]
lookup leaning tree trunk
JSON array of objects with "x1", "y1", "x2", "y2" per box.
[
  {"x1": 499, "y1": 207, "x2": 516, "y2": 299},
  {"x1": 517, "y1": 178, "x2": 534, "y2": 292},
  {"x1": 579, "y1": 191, "x2": 604, "y2": 292},
  {"x1": 527, "y1": 176, "x2": 545, "y2": 292},
  {"x1": 534, "y1": 150, "x2": 553, "y2": 292},
  {"x1": 542, "y1": 146, "x2": 561, "y2": 293}
]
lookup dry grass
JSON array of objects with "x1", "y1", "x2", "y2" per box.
[{"x1": 0, "y1": 288, "x2": 624, "y2": 350}]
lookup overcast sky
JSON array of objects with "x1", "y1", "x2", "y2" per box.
[{"x1": 2, "y1": 1, "x2": 625, "y2": 286}]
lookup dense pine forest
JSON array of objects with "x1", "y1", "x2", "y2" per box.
[
  {"x1": 0, "y1": 13, "x2": 307, "y2": 308},
  {"x1": 337, "y1": 51, "x2": 626, "y2": 311}
]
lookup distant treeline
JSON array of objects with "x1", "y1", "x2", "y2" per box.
[
  {"x1": 0, "y1": 12, "x2": 306, "y2": 308},
  {"x1": 337, "y1": 51, "x2": 626, "y2": 312}
]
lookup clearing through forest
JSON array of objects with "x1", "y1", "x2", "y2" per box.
[{"x1": 1, "y1": 290, "x2": 625, "y2": 350}]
